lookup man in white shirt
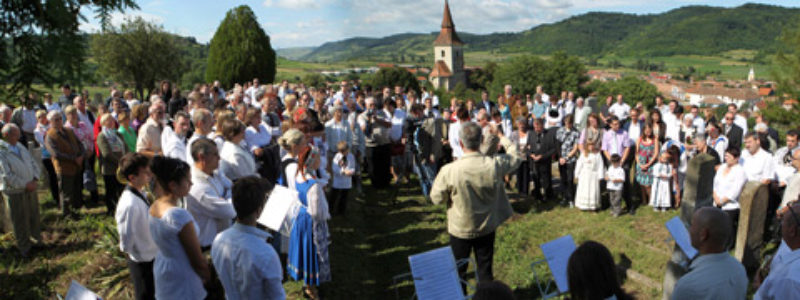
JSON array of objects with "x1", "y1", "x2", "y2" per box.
[
  {"x1": 187, "y1": 109, "x2": 214, "y2": 166},
  {"x1": 673, "y1": 207, "x2": 748, "y2": 299},
  {"x1": 535, "y1": 85, "x2": 550, "y2": 104},
  {"x1": 212, "y1": 176, "x2": 285, "y2": 300},
  {"x1": 773, "y1": 130, "x2": 799, "y2": 187},
  {"x1": 325, "y1": 105, "x2": 352, "y2": 163},
  {"x1": 186, "y1": 138, "x2": 235, "y2": 250},
  {"x1": 663, "y1": 100, "x2": 682, "y2": 142},
  {"x1": 261, "y1": 97, "x2": 283, "y2": 138},
  {"x1": 755, "y1": 201, "x2": 800, "y2": 299},
  {"x1": 10, "y1": 97, "x2": 39, "y2": 146},
  {"x1": 448, "y1": 106, "x2": 470, "y2": 160},
  {"x1": 136, "y1": 100, "x2": 166, "y2": 157},
  {"x1": 115, "y1": 153, "x2": 158, "y2": 299},
  {"x1": 728, "y1": 103, "x2": 748, "y2": 138},
  {"x1": 690, "y1": 106, "x2": 706, "y2": 134},
  {"x1": 161, "y1": 111, "x2": 190, "y2": 162},
  {"x1": 740, "y1": 132, "x2": 775, "y2": 185},
  {"x1": 624, "y1": 108, "x2": 643, "y2": 146},
  {"x1": 0, "y1": 124, "x2": 41, "y2": 257},
  {"x1": 245, "y1": 78, "x2": 259, "y2": 106},
  {"x1": 654, "y1": 96, "x2": 670, "y2": 116},
  {"x1": 608, "y1": 94, "x2": 631, "y2": 123}
]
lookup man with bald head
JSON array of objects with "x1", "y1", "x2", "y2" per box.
[
  {"x1": 672, "y1": 207, "x2": 747, "y2": 299},
  {"x1": 755, "y1": 201, "x2": 800, "y2": 298}
]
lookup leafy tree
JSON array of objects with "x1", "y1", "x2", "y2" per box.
[
  {"x1": 206, "y1": 5, "x2": 276, "y2": 87},
  {"x1": 759, "y1": 100, "x2": 798, "y2": 136},
  {"x1": 91, "y1": 17, "x2": 185, "y2": 100},
  {"x1": 489, "y1": 52, "x2": 588, "y2": 97},
  {"x1": 302, "y1": 73, "x2": 326, "y2": 89},
  {"x1": 772, "y1": 18, "x2": 800, "y2": 100},
  {"x1": 370, "y1": 67, "x2": 420, "y2": 94},
  {"x1": 468, "y1": 62, "x2": 497, "y2": 90},
  {"x1": 591, "y1": 76, "x2": 661, "y2": 107},
  {"x1": 0, "y1": 0, "x2": 137, "y2": 98}
]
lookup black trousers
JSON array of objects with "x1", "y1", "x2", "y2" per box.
[
  {"x1": 329, "y1": 188, "x2": 349, "y2": 215},
  {"x1": 559, "y1": 161, "x2": 576, "y2": 203},
  {"x1": 531, "y1": 159, "x2": 553, "y2": 200},
  {"x1": 127, "y1": 258, "x2": 155, "y2": 300},
  {"x1": 450, "y1": 231, "x2": 495, "y2": 283},
  {"x1": 42, "y1": 158, "x2": 60, "y2": 204},
  {"x1": 517, "y1": 161, "x2": 531, "y2": 197},
  {"x1": 369, "y1": 144, "x2": 392, "y2": 189},
  {"x1": 103, "y1": 175, "x2": 122, "y2": 214}
]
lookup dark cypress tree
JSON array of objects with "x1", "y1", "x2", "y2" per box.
[{"x1": 206, "y1": 5, "x2": 276, "y2": 87}]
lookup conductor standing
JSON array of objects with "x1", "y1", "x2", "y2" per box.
[{"x1": 430, "y1": 122, "x2": 522, "y2": 283}]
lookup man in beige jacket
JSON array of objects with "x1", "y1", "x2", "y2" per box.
[
  {"x1": 0, "y1": 124, "x2": 41, "y2": 257},
  {"x1": 430, "y1": 121, "x2": 522, "y2": 283}
]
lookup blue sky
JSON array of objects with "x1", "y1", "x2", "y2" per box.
[{"x1": 79, "y1": 0, "x2": 800, "y2": 49}]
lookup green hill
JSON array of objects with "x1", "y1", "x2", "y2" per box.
[{"x1": 294, "y1": 3, "x2": 800, "y2": 63}]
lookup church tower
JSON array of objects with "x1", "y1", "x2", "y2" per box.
[{"x1": 429, "y1": 0, "x2": 466, "y2": 91}]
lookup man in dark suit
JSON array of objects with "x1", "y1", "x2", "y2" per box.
[
  {"x1": 480, "y1": 90, "x2": 495, "y2": 113},
  {"x1": 526, "y1": 118, "x2": 557, "y2": 201},
  {"x1": 724, "y1": 112, "x2": 743, "y2": 150}
]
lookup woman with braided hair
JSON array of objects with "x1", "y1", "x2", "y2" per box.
[{"x1": 287, "y1": 145, "x2": 331, "y2": 299}]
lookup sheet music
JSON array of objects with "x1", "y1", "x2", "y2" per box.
[
  {"x1": 666, "y1": 216, "x2": 698, "y2": 260},
  {"x1": 257, "y1": 185, "x2": 297, "y2": 231},
  {"x1": 409, "y1": 247, "x2": 464, "y2": 300},
  {"x1": 541, "y1": 235, "x2": 576, "y2": 293},
  {"x1": 65, "y1": 280, "x2": 102, "y2": 300}
]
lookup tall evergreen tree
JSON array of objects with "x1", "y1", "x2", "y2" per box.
[{"x1": 206, "y1": 5, "x2": 276, "y2": 87}]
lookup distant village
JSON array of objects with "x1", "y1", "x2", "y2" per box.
[{"x1": 311, "y1": 0, "x2": 789, "y2": 114}]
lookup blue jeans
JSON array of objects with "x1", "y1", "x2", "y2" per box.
[{"x1": 414, "y1": 159, "x2": 437, "y2": 196}]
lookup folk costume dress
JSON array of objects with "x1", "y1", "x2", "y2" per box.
[
  {"x1": 574, "y1": 152, "x2": 604, "y2": 210},
  {"x1": 288, "y1": 174, "x2": 331, "y2": 286}
]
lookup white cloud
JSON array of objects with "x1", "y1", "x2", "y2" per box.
[
  {"x1": 263, "y1": 0, "x2": 322, "y2": 10},
  {"x1": 110, "y1": 11, "x2": 165, "y2": 27}
]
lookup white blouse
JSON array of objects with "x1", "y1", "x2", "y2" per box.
[
  {"x1": 220, "y1": 141, "x2": 258, "y2": 181},
  {"x1": 244, "y1": 123, "x2": 272, "y2": 153},
  {"x1": 713, "y1": 164, "x2": 747, "y2": 210}
]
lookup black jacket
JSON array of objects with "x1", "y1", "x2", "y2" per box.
[
  {"x1": 726, "y1": 124, "x2": 744, "y2": 150},
  {"x1": 526, "y1": 127, "x2": 558, "y2": 162}
]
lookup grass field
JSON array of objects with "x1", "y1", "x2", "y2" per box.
[
  {"x1": 0, "y1": 169, "x2": 679, "y2": 299},
  {"x1": 597, "y1": 53, "x2": 771, "y2": 81}
]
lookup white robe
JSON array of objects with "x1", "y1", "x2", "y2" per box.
[
  {"x1": 574, "y1": 152, "x2": 604, "y2": 210},
  {"x1": 650, "y1": 162, "x2": 673, "y2": 208}
]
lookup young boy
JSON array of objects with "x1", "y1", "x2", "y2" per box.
[
  {"x1": 606, "y1": 154, "x2": 625, "y2": 217},
  {"x1": 115, "y1": 153, "x2": 158, "y2": 299},
  {"x1": 331, "y1": 141, "x2": 355, "y2": 216}
]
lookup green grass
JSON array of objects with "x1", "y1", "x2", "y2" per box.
[
  {"x1": 2, "y1": 166, "x2": 682, "y2": 299},
  {"x1": 597, "y1": 54, "x2": 771, "y2": 81}
]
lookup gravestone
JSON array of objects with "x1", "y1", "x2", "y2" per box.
[
  {"x1": 662, "y1": 152, "x2": 717, "y2": 300},
  {"x1": 734, "y1": 181, "x2": 770, "y2": 275}
]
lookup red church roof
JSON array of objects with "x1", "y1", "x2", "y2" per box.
[
  {"x1": 430, "y1": 60, "x2": 452, "y2": 77},
  {"x1": 433, "y1": 0, "x2": 464, "y2": 46}
]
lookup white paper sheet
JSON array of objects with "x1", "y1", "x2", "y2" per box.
[
  {"x1": 65, "y1": 280, "x2": 102, "y2": 300},
  {"x1": 257, "y1": 185, "x2": 298, "y2": 231}
]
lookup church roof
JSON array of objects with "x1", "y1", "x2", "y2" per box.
[
  {"x1": 430, "y1": 60, "x2": 452, "y2": 77},
  {"x1": 433, "y1": 0, "x2": 464, "y2": 46}
]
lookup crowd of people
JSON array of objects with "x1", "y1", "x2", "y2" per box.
[{"x1": 0, "y1": 76, "x2": 799, "y2": 299}]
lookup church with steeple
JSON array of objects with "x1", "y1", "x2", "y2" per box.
[{"x1": 429, "y1": 0, "x2": 467, "y2": 91}]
